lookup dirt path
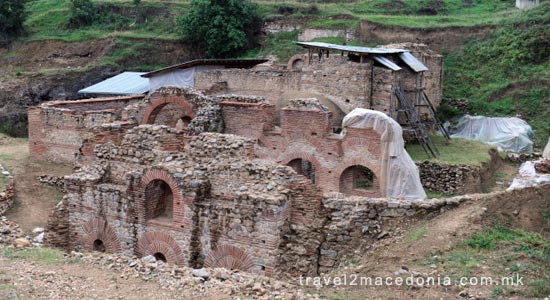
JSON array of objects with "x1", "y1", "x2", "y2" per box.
[
  {"x1": 0, "y1": 256, "x2": 187, "y2": 300},
  {"x1": 0, "y1": 136, "x2": 72, "y2": 232}
]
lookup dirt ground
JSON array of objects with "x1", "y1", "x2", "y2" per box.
[
  {"x1": 0, "y1": 257, "x2": 187, "y2": 300},
  {"x1": 0, "y1": 135, "x2": 71, "y2": 232}
]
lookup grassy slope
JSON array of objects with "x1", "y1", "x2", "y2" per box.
[
  {"x1": 18, "y1": 0, "x2": 550, "y2": 147},
  {"x1": 442, "y1": 3, "x2": 550, "y2": 147}
]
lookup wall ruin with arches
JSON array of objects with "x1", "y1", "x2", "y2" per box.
[{"x1": 53, "y1": 126, "x2": 326, "y2": 276}]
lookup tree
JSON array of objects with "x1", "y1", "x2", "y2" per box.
[
  {"x1": 0, "y1": 0, "x2": 27, "y2": 43},
  {"x1": 68, "y1": 0, "x2": 99, "y2": 28},
  {"x1": 177, "y1": 0, "x2": 261, "y2": 58}
]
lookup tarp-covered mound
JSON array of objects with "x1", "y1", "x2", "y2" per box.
[
  {"x1": 450, "y1": 115, "x2": 533, "y2": 153},
  {"x1": 543, "y1": 138, "x2": 550, "y2": 159},
  {"x1": 342, "y1": 108, "x2": 426, "y2": 201}
]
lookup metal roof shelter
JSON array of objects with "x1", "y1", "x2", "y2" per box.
[
  {"x1": 78, "y1": 72, "x2": 149, "y2": 96},
  {"x1": 142, "y1": 59, "x2": 269, "y2": 78},
  {"x1": 296, "y1": 41, "x2": 428, "y2": 73}
]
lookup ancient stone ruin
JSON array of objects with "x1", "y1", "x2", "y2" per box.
[{"x1": 29, "y1": 45, "x2": 460, "y2": 276}]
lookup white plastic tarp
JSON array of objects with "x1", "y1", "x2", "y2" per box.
[
  {"x1": 148, "y1": 65, "x2": 223, "y2": 91},
  {"x1": 543, "y1": 138, "x2": 550, "y2": 159},
  {"x1": 342, "y1": 108, "x2": 427, "y2": 200},
  {"x1": 450, "y1": 115, "x2": 533, "y2": 153},
  {"x1": 508, "y1": 160, "x2": 550, "y2": 190}
]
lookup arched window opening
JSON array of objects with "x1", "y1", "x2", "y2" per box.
[
  {"x1": 287, "y1": 158, "x2": 316, "y2": 183},
  {"x1": 154, "y1": 252, "x2": 167, "y2": 263},
  {"x1": 93, "y1": 239, "x2": 106, "y2": 252},
  {"x1": 145, "y1": 179, "x2": 173, "y2": 222},
  {"x1": 339, "y1": 165, "x2": 377, "y2": 196}
]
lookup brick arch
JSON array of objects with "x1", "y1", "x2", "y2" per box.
[
  {"x1": 280, "y1": 151, "x2": 323, "y2": 183},
  {"x1": 204, "y1": 244, "x2": 254, "y2": 272},
  {"x1": 81, "y1": 217, "x2": 121, "y2": 253},
  {"x1": 141, "y1": 96, "x2": 196, "y2": 125},
  {"x1": 335, "y1": 159, "x2": 382, "y2": 196},
  {"x1": 140, "y1": 168, "x2": 184, "y2": 221},
  {"x1": 287, "y1": 54, "x2": 307, "y2": 70},
  {"x1": 137, "y1": 231, "x2": 185, "y2": 265}
]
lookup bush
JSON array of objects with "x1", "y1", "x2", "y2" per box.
[
  {"x1": 68, "y1": 0, "x2": 99, "y2": 28},
  {"x1": 177, "y1": 0, "x2": 262, "y2": 58},
  {"x1": 0, "y1": 0, "x2": 27, "y2": 43}
]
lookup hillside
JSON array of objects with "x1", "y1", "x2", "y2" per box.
[{"x1": 1, "y1": 0, "x2": 549, "y2": 146}]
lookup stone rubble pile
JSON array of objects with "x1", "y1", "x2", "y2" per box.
[
  {"x1": 288, "y1": 98, "x2": 330, "y2": 112},
  {"x1": 505, "y1": 152, "x2": 541, "y2": 164},
  {"x1": 218, "y1": 95, "x2": 266, "y2": 103},
  {"x1": 0, "y1": 164, "x2": 15, "y2": 215},
  {"x1": 0, "y1": 216, "x2": 28, "y2": 246},
  {"x1": 534, "y1": 159, "x2": 550, "y2": 174},
  {"x1": 37, "y1": 175, "x2": 65, "y2": 190},
  {"x1": 73, "y1": 251, "x2": 321, "y2": 300}
]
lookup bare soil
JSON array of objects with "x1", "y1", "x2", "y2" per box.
[{"x1": 0, "y1": 135, "x2": 71, "y2": 232}]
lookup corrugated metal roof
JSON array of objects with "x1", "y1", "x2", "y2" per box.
[
  {"x1": 399, "y1": 52, "x2": 429, "y2": 72},
  {"x1": 142, "y1": 59, "x2": 269, "y2": 78},
  {"x1": 79, "y1": 72, "x2": 150, "y2": 95},
  {"x1": 373, "y1": 55, "x2": 402, "y2": 71},
  {"x1": 296, "y1": 42, "x2": 407, "y2": 55}
]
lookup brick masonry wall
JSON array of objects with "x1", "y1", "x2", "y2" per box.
[
  {"x1": 221, "y1": 100, "x2": 385, "y2": 196},
  {"x1": 28, "y1": 96, "x2": 144, "y2": 164}
]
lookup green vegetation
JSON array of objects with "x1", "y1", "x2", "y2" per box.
[
  {"x1": 408, "y1": 227, "x2": 428, "y2": 243},
  {"x1": 177, "y1": 0, "x2": 261, "y2": 58},
  {"x1": 443, "y1": 3, "x2": 550, "y2": 147},
  {"x1": 1, "y1": 247, "x2": 64, "y2": 265},
  {"x1": 433, "y1": 225, "x2": 550, "y2": 297},
  {"x1": 407, "y1": 135, "x2": 492, "y2": 166},
  {"x1": 0, "y1": 0, "x2": 27, "y2": 43},
  {"x1": 68, "y1": 0, "x2": 100, "y2": 28},
  {"x1": 243, "y1": 30, "x2": 301, "y2": 63}
]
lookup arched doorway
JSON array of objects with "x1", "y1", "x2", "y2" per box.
[
  {"x1": 93, "y1": 239, "x2": 106, "y2": 252},
  {"x1": 154, "y1": 252, "x2": 167, "y2": 263},
  {"x1": 147, "y1": 103, "x2": 192, "y2": 127},
  {"x1": 287, "y1": 158, "x2": 316, "y2": 183},
  {"x1": 145, "y1": 179, "x2": 174, "y2": 222},
  {"x1": 339, "y1": 165, "x2": 378, "y2": 196}
]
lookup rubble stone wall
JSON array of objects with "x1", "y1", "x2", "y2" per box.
[
  {"x1": 59, "y1": 127, "x2": 325, "y2": 276},
  {"x1": 195, "y1": 56, "x2": 373, "y2": 113},
  {"x1": 416, "y1": 149, "x2": 501, "y2": 194},
  {"x1": 0, "y1": 176, "x2": 15, "y2": 216}
]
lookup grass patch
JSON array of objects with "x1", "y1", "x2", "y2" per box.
[
  {"x1": 242, "y1": 30, "x2": 302, "y2": 63},
  {"x1": 1, "y1": 247, "x2": 64, "y2": 265},
  {"x1": 407, "y1": 135, "x2": 492, "y2": 166},
  {"x1": 408, "y1": 227, "x2": 428, "y2": 243},
  {"x1": 0, "y1": 284, "x2": 15, "y2": 290}
]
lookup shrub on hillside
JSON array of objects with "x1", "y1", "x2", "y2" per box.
[
  {"x1": 0, "y1": 0, "x2": 27, "y2": 43},
  {"x1": 177, "y1": 0, "x2": 262, "y2": 58},
  {"x1": 68, "y1": 0, "x2": 99, "y2": 28}
]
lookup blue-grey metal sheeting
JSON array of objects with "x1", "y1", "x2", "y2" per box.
[
  {"x1": 296, "y1": 41, "x2": 407, "y2": 55},
  {"x1": 399, "y1": 52, "x2": 429, "y2": 72},
  {"x1": 78, "y1": 72, "x2": 150, "y2": 95},
  {"x1": 372, "y1": 55, "x2": 402, "y2": 71}
]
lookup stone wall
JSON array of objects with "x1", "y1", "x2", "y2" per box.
[
  {"x1": 416, "y1": 149, "x2": 501, "y2": 194},
  {"x1": 320, "y1": 193, "x2": 470, "y2": 273},
  {"x1": 221, "y1": 98, "x2": 385, "y2": 196},
  {"x1": 0, "y1": 176, "x2": 15, "y2": 216},
  {"x1": 55, "y1": 126, "x2": 326, "y2": 276},
  {"x1": 28, "y1": 95, "x2": 144, "y2": 164},
  {"x1": 195, "y1": 46, "x2": 443, "y2": 117}
]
